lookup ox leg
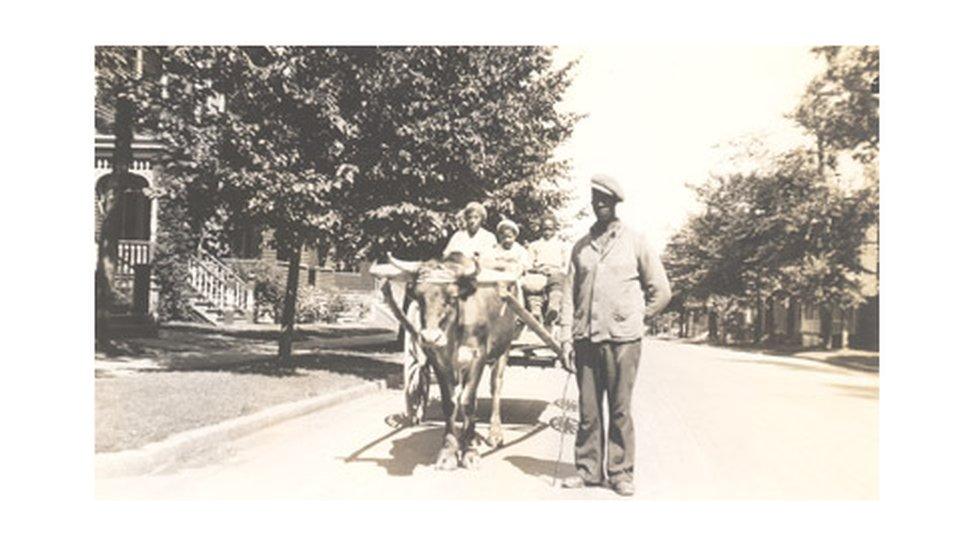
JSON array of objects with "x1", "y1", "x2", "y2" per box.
[
  {"x1": 432, "y1": 365, "x2": 459, "y2": 471},
  {"x1": 459, "y1": 355, "x2": 487, "y2": 469},
  {"x1": 435, "y1": 433, "x2": 459, "y2": 471},
  {"x1": 435, "y1": 385, "x2": 460, "y2": 471},
  {"x1": 459, "y1": 381, "x2": 481, "y2": 470},
  {"x1": 487, "y1": 353, "x2": 508, "y2": 448}
]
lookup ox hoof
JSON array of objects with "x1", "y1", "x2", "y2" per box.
[
  {"x1": 435, "y1": 449, "x2": 459, "y2": 471},
  {"x1": 461, "y1": 450, "x2": 481, "y2": 470},
  {"x1": 487, "y1": 429, "x2": 504, "y2": 449}
]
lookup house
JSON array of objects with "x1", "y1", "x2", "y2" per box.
[{"x1": 94, "y1": 132, "x2": 378, "y2": 327}]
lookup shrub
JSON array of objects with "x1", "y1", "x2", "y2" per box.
[
  {"x1": 153, "y1": 197, "x2": 198, "y2": 322},
  {"x1": 296, "y1": 286, "x2": 349, "y2": 324},
  {"x1": 230, "y1": 260, "x2": 355, "y2": 324}
]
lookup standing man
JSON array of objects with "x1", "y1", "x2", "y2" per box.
[{"x1": 558, "y1": 174, "x2": 671, "y2": 497}]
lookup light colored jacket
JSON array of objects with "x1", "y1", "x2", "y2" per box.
[
  {"x1": 528, "y1": 236, "x2": 569, "y2": 274},
  {"x1": 443, "y1": 228, "x2": 497, "y2": 260},
  {"x1": 487, "y1": 241, "x2": 533, "y2": 277},
  {"x1": 559, "y1": 220, "x2": 671, "y2": 343}
]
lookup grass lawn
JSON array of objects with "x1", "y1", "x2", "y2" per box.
[{"x1": 95, "y1": 325, "x2": 401, "y2": 453}]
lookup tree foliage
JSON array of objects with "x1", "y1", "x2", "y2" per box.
[
  {"x1": 665, "y1": 45, "x2": 881, "y2": 345},
  {"x1": 136, "y1": 46, "x2": 579, "y2": 261},
  {"x1": 97, "y1": 46, "x2": 580, "y2": 359},
  {"x1": 665, "y1": 147, "x2": 878, "y2": 321},
  {"x1": 792, "y1": 46, "x2": 879, "y2": 166}
]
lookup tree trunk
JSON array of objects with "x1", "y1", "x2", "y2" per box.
[
  {"x1": 708, "y1": 309, "x2": 718, "y2": 342},
  {"x1": 95, "y1": 96, "x2": 134, "y2": 343},
  {"x1": 787, "y1": 297, "x2": 799, "y2": 344},
  {"x1": 679, "y1": 308, "x2": 687, "y2": 338},
  {"x1": 277, "y1": 245, "x2": 302, "y2": 365},
  {"x1": 753, "y1": 293, "x2": 764, "y2": 344},
  {"x1": 840, "y1": 308, "x2": 850, "y2": 349},
  {"x1": 820, "y1": 303, "x2": 834, "y2": 350}
]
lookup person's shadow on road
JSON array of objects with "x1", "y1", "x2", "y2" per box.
[
  {"x1": 504, "y1": 455, "x2": 576, "y2": 484},
  {"x1": 343, "y1": 426, "x2": 444, "y2": 476}
]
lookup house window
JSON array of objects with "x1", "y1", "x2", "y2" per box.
[
  {"x1": 230, "y1": 223, "x2": 262, "y2": 259},
  {"x1": 307, "y1": 267, "x2": 317, "y2": 287}
]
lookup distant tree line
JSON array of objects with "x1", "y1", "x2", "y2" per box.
[{"x1": 663, "y1": 46, "x2": 879, "y2": 347}]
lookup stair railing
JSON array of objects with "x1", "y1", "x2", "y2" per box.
[{"x1": 188, "y1": 250, "x2": 253, "y2": 313}]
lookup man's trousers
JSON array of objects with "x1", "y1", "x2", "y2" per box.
[{"x1": 572, "y1": 338, "x2": 642, "y2": 484}]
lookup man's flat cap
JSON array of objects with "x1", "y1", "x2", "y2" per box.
[{"x1": 591, "y1": 174, "x2": 624, "y2": 202}]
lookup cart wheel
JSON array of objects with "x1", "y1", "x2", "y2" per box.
[{"x1": 403, "y1": 302, "x2": 430, "y2": 425}]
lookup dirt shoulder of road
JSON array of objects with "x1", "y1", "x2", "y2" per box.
[{"x1": 95, "y1": 323, "x2": 402, "y2": 454}]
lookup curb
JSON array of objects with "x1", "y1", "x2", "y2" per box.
[{"x1": 95, "y1": 379, "x2": 387, "y2": 479}]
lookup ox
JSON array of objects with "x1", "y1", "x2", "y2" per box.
[{"x1": 374, "y1": 253, "x2": 522, "y2": 470}]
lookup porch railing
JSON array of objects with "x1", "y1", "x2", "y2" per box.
[{"x1": 117, "y1": 239, "x2": 153, "y2": 277}]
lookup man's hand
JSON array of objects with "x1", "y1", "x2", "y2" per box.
[{"x1": 559, "y1": 341, "x2": 576, "y2": 374}]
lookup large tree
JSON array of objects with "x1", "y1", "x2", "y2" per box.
[
  {"x1": 126, "y1": 46, "x2": 580, "y2": 364},
  {"x1": 335, "y1": 46, "x2": 581, "y2": 263},
  {"x1": 95, "y1": 47, "x2": 161, "y2": 342},
  {"x1": 793, "y1": 46, "x2": 879, "y2": 170}
]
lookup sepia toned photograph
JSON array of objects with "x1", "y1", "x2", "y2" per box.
[{"x1": 92, "y1": 45, "x2": 879, "y2": 500}]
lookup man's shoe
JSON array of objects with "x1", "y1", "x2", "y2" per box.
[
  {"x1": 561, "y1": 476, "x2": 603, "y2": 489},
  {"x1": 612, "y1": 480, "x2": 635, "y2": 497}
]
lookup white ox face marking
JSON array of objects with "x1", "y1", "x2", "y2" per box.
[{"x1": 414, "y1": 280, "x2": 459, "y2": 349}]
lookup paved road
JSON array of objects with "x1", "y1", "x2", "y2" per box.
[{"x1": 96, "y1": 339, "x2": 878, "y2": 499}]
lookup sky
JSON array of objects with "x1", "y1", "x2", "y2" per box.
[{"x1": 551, "y1": 46, "x2": 825, "y2": 250}]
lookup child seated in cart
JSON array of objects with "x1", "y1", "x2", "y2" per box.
[
  {"x1": 526, "y1": 215, "x2": 568, "y2": 327},
  {"x1": 485, "y1": 218, "x2": 532, "y2": 277}
]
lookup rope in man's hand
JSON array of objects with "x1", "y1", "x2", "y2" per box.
[{"x1": 551, "y1": 367, "x2": 575, "y2": 487}]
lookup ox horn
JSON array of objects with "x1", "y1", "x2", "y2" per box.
[{"x1": 387, "y1": 253, "x2": 422, "y2": 273}]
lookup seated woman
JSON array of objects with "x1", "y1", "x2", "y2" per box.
[{"x1": 443, "y1": 201, "x2": 497, "y2": 261}]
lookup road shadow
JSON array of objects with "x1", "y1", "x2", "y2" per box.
[
  {"x1": 421, "y1": 397, "x2": 550, "y2": 425},
  {"x1": 827, "y1": 382, "x2": 879, "y2": 400},
  {"x1": 724, "y1": 358, "x2": 853, "y2": 376},
  {"x1": 504, "y1": 455, "x2": 577, "y2": 484},
  {"x1": 342, "y1": 397, "x2": 553, "y2": 477},
  {"x1": 819, "y1": 355, "x2": 879, "y2": 371},
  {"x1": 343, "y1": 426, "x2": 444, "y2": 476}
]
